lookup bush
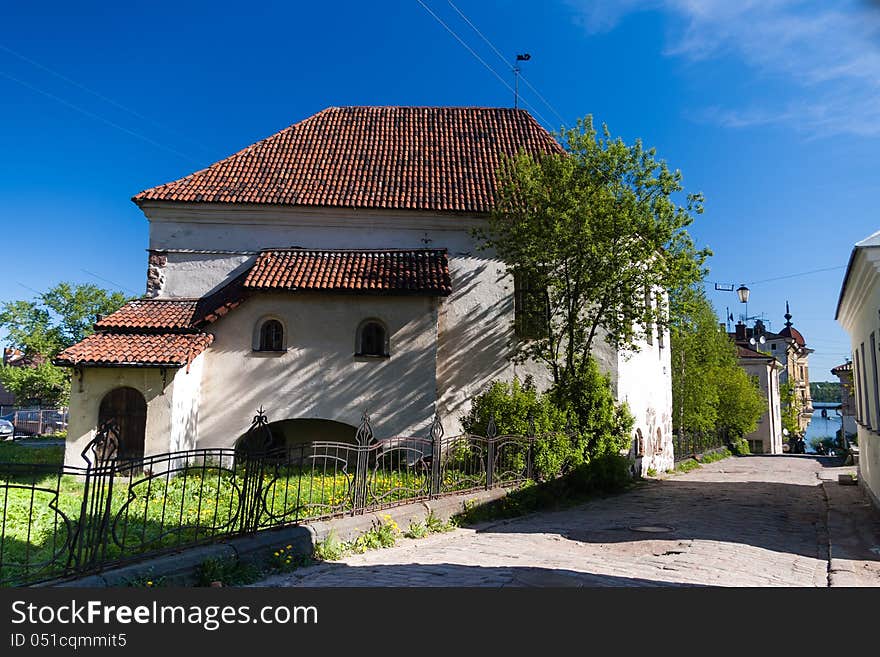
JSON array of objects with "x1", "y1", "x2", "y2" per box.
[
  {"x1": 461, "y1": 377, "x2": 577, "y2": 480},
  {"x1": 729, "y1": 437, "x2": 750, "y2": 456},
  {"x1": 550, "y1": 358, "x2": 635, "y2": 461}
]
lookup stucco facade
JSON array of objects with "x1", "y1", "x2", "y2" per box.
[
  {"x1": 836, "y1": 231, "x2": 880, "y2": 510},
  {"x1": 737, "y1": 352, "x2": 784, "y2": 454}
]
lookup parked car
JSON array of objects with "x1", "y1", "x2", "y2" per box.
[{"x1": 0, "y1": 418, "x2": 13, "y2": 440}]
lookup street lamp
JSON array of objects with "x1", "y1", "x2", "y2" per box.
[{"x1": 736, "y1": 285, "x2": 750, "y2": 304}]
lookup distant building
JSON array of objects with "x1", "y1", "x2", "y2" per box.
[
  {"x1": 830, "y1": 361, "x2": 857, "y2": 439},
  {"x1": 729, "y1": 303, "x2": 814, "y2": 433},
  {"x1": 735, "y1": 344, "x2": 783, "y2": 454},
  {"x1": 835, "y1": 229, "x2": 880, "y2": 510}
]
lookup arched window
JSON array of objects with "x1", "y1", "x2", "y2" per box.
[
  {"x1": 356, "y1": 320, "x2": 389, "y2": 357},
  {"x1": 258, "y1": 319, "x2": 284, "y2": 352},
  {"x1": 634, "y1": 429, "x2": 645, "y2": 457},
  {"x1": 98, "y1": 387, "x2": 147, "y2": 462}
]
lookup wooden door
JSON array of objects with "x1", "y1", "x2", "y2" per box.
[{"x1": 98, "y1": 387, "x2": 146, "y2": 461}]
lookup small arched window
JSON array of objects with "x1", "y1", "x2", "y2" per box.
[
  {"x1": 356, "y1": 320, "x2": 389, "y2": 357},
  {"x1": 634, "y1": 429, "x2": 645, "y2": 457},
  {"x1": 258, "y1": 319, "x2": 284, "y2": 352}
]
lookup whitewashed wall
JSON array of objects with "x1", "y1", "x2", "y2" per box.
[
  {"x1": 198, "y1": 292, "x2": 440, "y2": 444},
  {"x1": 739, "y1": 359, "x2": 783, "y2": 454},
  {"x1": 617, "y1": 320, "x2": 673, "y2": 475},
  {"x1": 133, "y1": 202, "x2": 668, "y2": 456},
  {"x1": 837, "y1": 244, "x2": 880, "y2": 510}
]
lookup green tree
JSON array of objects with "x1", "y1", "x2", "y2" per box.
[
  {"x1": 780, "y1": 380, "x2": 802, "y2": 438},
  {"x1": 670, "y1": 285, "x2": 765, "y2": 438},
  {"x1": 480, "y1": 115, "x2": 710, "y2": 394},
  {"x1": 0, "y1": 283, "x2": 129, "y2": 406},
  {"x1": 716, "y1": 369, "x2": 766, "y2": 438}
]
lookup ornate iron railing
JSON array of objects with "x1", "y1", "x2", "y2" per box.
[
  {"x1": 0, "y1": 410, "x2": 536, "y2": 587},
  {"x1": 672, "y1": 428, "x2": 730, "y2": 462}
]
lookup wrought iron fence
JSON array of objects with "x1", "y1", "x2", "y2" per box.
[
  {"x1": 0, "y1": 410, "x2": 535, "y2": 587},
  {"x1": 672, "y1": 428, "x2": 730, "y2": 462}
]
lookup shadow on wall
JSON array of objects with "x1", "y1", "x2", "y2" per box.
[{"x1": 436, "y1": 261, "x2": 520, "y2": 425}]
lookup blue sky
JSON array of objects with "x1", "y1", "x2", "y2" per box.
[{"x1": 1, "y1": 0, "x2": 877, "y2": 379}]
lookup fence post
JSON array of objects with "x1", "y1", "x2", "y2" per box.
[
  {"x1": 353, "y1": 412, "x2": 373, "y2": 514},
  {"x1": 526, "y1": 413, "x2": 535, "y2": 481},
  {"x1": 486, "y1": 415, "x2": 496, "y2": 489},
  {"x1": 430, "y1": 413, "x2": 443, "y2": 497}
]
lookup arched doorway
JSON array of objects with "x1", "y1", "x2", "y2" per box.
[
  {"x1": 236, "y1": 418, "x2": 358, "y2": 455},
  {"x1": 98, "y1": 387, "x2": 147, "y2": 461}
]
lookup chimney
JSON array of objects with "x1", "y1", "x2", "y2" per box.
[{"x1": 735, "y1": 322, "x2": 746, "y2": 341}]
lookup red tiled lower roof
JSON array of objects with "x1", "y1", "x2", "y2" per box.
[
  {"x1": 132, "y1": 106, "x2": 563, "y2": 213},
  {"x1": 96, "y1": 300, "x2": 199, "y2": 331},
  {"x1": 96, "y1": 270, "x2": 249, "y2": 332},
  {"x1": 54, "y1": 333, "x2": 213, "y2": 367},
  {"x1": 736, "y1": 344, "x2": 776, "y2": 361},
  {"x1": 244, "y1": 249, "x2": 451, "y2": 295}
]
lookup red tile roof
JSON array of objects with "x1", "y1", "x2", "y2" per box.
[
  {"x1": 133, "y1": 106, "x2": 562, "y2": 213},
  {"x1": 778, "y1": 325, "x2": 806, "y2": 346},
  {"x1": 736, "y1": 345, "x2": 776, "y2": 361},
  {"x1": 244, "y1": 248, "x2": 451, "y2": 295},
  {"x1": 831, "y1": 361, "x2": 852, "y2": 374},
  {"x1": 96, "y1": 269, "x2": 250, "y2": 332},
  {"x1": 54, "y1": 333, "x2": 213, "y2": 367},
  {"x1": 96, "y1": 300, "x2": 199, "y2": 331}
]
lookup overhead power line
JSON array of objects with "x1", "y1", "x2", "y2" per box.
[
  {"x1": 414, "y1": 0, "x2": 554, "y2": 130},
  {"x1": 0, "y1": 70, "x2": 200, "y2": 164},
  {"x1": 0, "y1": 44, "x2": 215, "y2": 157},
  {"x1": 445, "y1": 0, "x2": 567, "y2": 126}
]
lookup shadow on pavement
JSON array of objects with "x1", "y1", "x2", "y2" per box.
[{"x1": 252, "y1": 562, "x2": 706, "y2": 588}]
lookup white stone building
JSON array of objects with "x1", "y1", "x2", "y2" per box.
[
  {"x1": 836, "y1": 229, "x2": 880, "y2": 509},
  {"x1": 735, "y1": 345, "x2": 784, "y2": 454},
  {"x1": 56, "y1": 106, "x2": 673, "y2": 475}
]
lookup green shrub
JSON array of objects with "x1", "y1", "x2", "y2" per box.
[
  {"x1": 549, "y1": 358, "x2": 635, "y2": 461},
  {"x1": 729, "y1": 438, "x2": 750, "y2": 456}
]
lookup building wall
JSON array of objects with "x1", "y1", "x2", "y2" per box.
[
  {"x1": 617, "y1": 312, "x2": 672, "y2": 475},
  {"x1": 124, "y1": 201, "x2": 665, "y2": 456},
  {"x1": 65, "y1": 367, "x2": 173, "y2": 467},
  {"x1": 197, "y1": 292, "x2": 440, "y2": 446},
  {"x1": 836, "y1": 246, "x2": 880, "y2": 510},
  {"x1": 739, "y1": 359, "x2": 783, "y2": 454},
  {"x1": 169, "y1": 353, "x2": 204, "y2": 452}
]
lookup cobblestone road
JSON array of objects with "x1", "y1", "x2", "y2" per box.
[{"x1": 254, "y1": 455, "x2": 880, "y2": 587}]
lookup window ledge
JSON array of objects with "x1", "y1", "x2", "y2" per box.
[
  {"x1": 354, "y1": 353, "x2": 390, "y2": 360},
  {"x1": 252, "y1": 348, "x2": 287, "y2": 356}
]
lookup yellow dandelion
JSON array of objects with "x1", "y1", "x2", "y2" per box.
[
  {"x1": 146, "y1": 581, "x2": 153, "y2": 586},
  {"x1": 286, "y1": 544, "x2": 292, "y2": 549}
]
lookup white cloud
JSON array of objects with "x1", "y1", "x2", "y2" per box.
[{"x1": 566, "y1": 0, "x2": 880, "y2": 137}]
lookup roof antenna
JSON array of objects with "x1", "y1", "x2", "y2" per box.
[{"x1": 514, "y1": 53, "x2": 530, "y2": 109}]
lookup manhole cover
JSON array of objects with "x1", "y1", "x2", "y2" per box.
[{"x1": 629, "y1": 525, "x2": 675, "y2": 533}]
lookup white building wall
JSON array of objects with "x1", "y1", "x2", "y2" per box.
[
  {"x1": 169, "y1": 352, "x2": 204, "y2": 452},
  {"x1": 739, "y1": 359, "x2": 783, "y2": 454},
  {"x1": 617, "y1": 320, "x2": 673, "y2": 475},
  {"x1": 837, "y1": 245, "x2": 880, "y2": 510},
  {"x1": 134, "y1": 202, "x2": 668, "y2": 455},
  {"x1": 197, "y1": 292, "x2": 439, "y2": 445}
]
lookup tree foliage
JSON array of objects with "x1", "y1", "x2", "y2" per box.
[
  {"x1": 780, "y1": 380, "x2": 802, "y2": 438},
  {"x1": 0, "y1": 283, "x2": 129, "y2": 406},
  {"x1": 670, "y1": 286, "x2": 765, "y2": 438},
  {"x1": 479, "y1": 115, "x2": 710, "y2": 393}
]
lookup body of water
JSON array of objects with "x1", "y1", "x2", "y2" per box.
[{"x1": 803, "y1": 401, "x2": 844, "y2": 453}]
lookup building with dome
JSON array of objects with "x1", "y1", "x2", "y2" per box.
[{"x1": 730, "y1": 302, "x2": 814, "y2": 434}]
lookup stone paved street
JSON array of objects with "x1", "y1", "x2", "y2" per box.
[{"x1": 253, "y1": 454, "x2": 880, "y2": 587}]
